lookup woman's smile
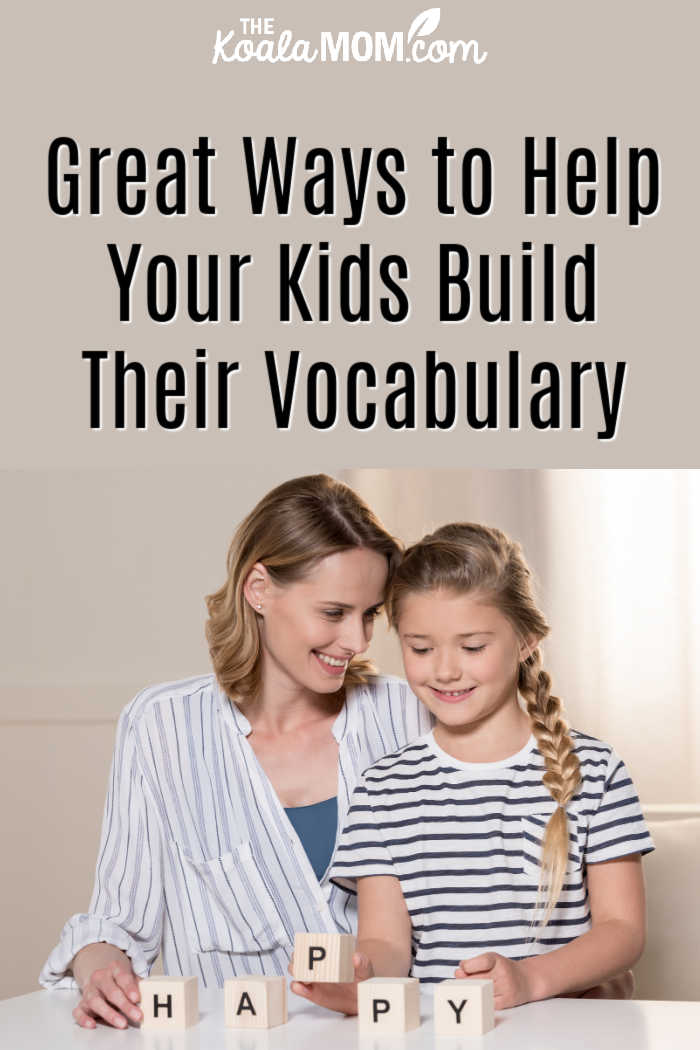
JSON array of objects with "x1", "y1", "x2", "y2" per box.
[{"x1": 313, "y1": 650, "x2": 350, "y2": 677}]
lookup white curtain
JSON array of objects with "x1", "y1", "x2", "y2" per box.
[{"x1": 344, "y1": 470, "x2": 700, "y2": 804}]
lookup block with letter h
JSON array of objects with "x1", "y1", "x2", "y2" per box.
[
  {"x1": 357, "y1": 977, "x2": 421, "y2": 1033},
  {"x1": 433, "y1": 978, "x2": 495, "y2": 1036},
  {"x1": 292, "y1": 932, "x2": 356, "y2": 982},
  {"x1": 224, "y1": 975, "x2": 287, "y2": 1029},
  {"x1": 139, "y1": 976, "x2": 198, "y2": 1029}
]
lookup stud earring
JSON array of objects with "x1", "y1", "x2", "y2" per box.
[{"x1": 256, "y1": 603, "x2": 262, "y2": 610}]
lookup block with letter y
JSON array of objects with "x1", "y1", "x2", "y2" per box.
[{"x1": 433, "y1": 978, "x2": 495, "y2": 1036}]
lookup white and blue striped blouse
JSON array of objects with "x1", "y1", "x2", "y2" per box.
[{"x1": 39, "y1": 673, "x2": 431, "y2": 990}]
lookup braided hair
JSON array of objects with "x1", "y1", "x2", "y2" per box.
[{"x1": 389, "y1": 523, "x2": 581, "y2": 928}]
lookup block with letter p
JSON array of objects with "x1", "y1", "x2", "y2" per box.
[
  {"x1": 357, "y1": 977, "x2": 420, "y2": 1033},
  {"x1": 433, "y1": 978, "x2": 494, "y2": 1036},
  {"x1": 292, "y1": 932, "x2": 356, "y2": 982},
  {"x1": 139, "y1": 976, "x2": 198, "y2": 1029},
  {"x1": 224, "y1": 975, "x2": 287, "y2": 1029}
]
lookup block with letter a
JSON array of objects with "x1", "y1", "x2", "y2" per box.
[
  {"x1": 224, "y1": 975, "x2": 288, "y2": 1029},
  {"x1": 433, "y1": 978, "x2": 495, "y2": 1036},
  {"x1": 357, "y1": 977, "x2": 421, "y2": 1033},
  {"x1": 139, "y1": 976, "x2": 198, "y2": 1029},
  {"x1": 291, "y1": 932, "x2": 356, "y2": 982}
]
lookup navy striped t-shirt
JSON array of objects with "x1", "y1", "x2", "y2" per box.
[{"x1": 330, "y1": 729, "x2": 654, "y2": 983}]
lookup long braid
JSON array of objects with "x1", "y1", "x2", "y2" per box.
[
  {"x1": 390, "y1": 521, "x2": 582, "y2": 935},
  {"x1": 520, "y1": 649, "x2": 581, "y2": 928}
]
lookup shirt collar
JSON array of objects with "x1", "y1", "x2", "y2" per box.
[
  {"x1": 215, "y1": 676, "x2": 361, "y2": 742},
  {"x1": 213, "y1": 677, "x2": 252, "y2": 735}
]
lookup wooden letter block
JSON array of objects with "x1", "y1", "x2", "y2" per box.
[
  {"x1": 433, "y1": 978, "x2": 494, "y2": 1036},
  {"x1": 224, "y1": 975, "x2": 287, "y2": 1029},
  {"x1": 139, "y1": 976, "x2": 198, "y2": 1029},
  {"x1": 292, "y1": 932, "x2": 356, "y2": 982},
  {"x1": 357, "y1": 977, "x2": 420, "y2": 1033}
]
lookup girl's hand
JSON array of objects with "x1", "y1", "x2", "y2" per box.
[
  {"x1": 72, "y1": 959, "x2": 143, "y2": 1029},
  {"x1": 289, "y1": 951, "x2": 374, "y2": 1015},
  {"x1": 455, "y1": 953, "x2": 534, "y2": 1010}
]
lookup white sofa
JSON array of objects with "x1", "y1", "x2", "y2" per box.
[{"x1": 633, "y1": 807, "x2": 700, "y2": 1001}]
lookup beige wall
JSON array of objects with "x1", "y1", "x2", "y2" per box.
[
  {"x1": 350, "y1": 469, "x2": 700, "y2": 805},
  {"x1": 1, "y1": 467, "x2": 296, "y2": 999},
  {"x1": 0, "y1": 724, "x2": 117, "y2": 1000}
]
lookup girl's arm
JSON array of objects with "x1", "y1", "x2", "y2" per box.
[
  {"x1": 457, "y1": 854, "x2": 646, "y2": 1008},
  {"x1": 290, "y1": 875, "x2": 412, "y2": 1014},
  {"x1": 356, "y1": 873, "x2": 414, "y2": 976}
]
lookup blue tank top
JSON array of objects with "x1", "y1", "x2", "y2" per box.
[{"x1": 284, "y1": 796, "x2": 338, "y2": 881}]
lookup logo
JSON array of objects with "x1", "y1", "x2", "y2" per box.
[{"x1": 212, "y1": 9, "x2": 487, "y2": 66}]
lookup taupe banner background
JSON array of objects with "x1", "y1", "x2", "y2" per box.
[
  {"x1": 3, "y1": 0, "x2": 698, "y2": 467},
  {"x1": 2, "y1": 0, "x2": 698, "y2": 1003}
]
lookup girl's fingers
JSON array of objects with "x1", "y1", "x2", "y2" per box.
[
  {"x1": 460, "y1": 952, "x2": 498, "y2": 974},
  {"x1": 290, "y1": 979, "x2": 358, "y2": 1015},
  {"x1": 290, "y1": 981, "x2": 312, "y2": 998},
  {"x1": 352, "y1": 953, "x2": 373, "y2": 981}
]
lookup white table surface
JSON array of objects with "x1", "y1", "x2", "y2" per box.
[{"x1": 1, "y1": 987, "x2": 698, "y2": 1049}]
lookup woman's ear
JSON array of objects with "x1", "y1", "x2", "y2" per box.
[{"x1": 243, "y1": 562, "x2": 270, "y2": 613}]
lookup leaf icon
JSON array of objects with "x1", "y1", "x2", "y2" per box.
[{"x1": 407, "y1": 8, "x2": 441, "y2": 43}]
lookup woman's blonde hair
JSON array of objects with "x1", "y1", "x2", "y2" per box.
[
  {"x1": 389, "y1": 522, "x2": 581, "y2": 929},
  {"x1": 206, "y1": 474, "x2": 401, "y2": 702}
]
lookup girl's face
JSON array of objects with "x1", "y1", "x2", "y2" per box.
[
  {"x1": 252, "y1": 547, "x2": 388, "y2": 698},
  {"x1": 397, "y1": 588, "x2": 530, "y2": 730}
]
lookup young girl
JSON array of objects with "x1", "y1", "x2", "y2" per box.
[{"x1": 293, "y1": 523, "x2": 653, "y2": 1012}]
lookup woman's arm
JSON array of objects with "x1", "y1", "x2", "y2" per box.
[
  {"x1": 291, "y1": 874, "x2": 412, "y2": 1014},
  {"x1": 457, "y1": 854, "x2": 646, "y2": 1008}
]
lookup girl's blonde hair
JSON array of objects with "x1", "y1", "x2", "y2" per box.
[
  {"x1": 389, "y1": 522, "x2": 581, "y2": 928},
  {"x1": 206, "y1": 474, "x2": 401, "y2": 702}
]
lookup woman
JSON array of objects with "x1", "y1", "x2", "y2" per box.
[{"x1": 40, "y1": 474, "x2": 431, "y2": 1029}]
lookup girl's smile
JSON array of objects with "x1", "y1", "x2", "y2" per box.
[{"x1": 428, "y1": 684, "x2": 478, "y2": 703}]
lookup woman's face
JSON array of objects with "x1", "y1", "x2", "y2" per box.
[
  {"x1": 397, "y1": 588, "x2": 528, "y2": 731},
  {"x1": 254, "y1": 548, "x2": 389, "y2": 697}
]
